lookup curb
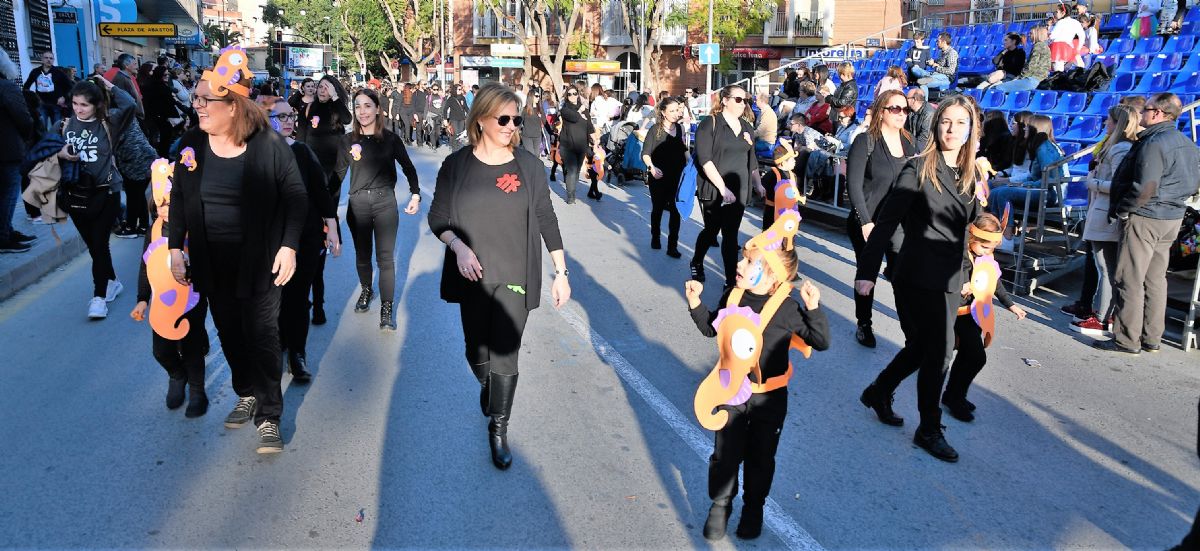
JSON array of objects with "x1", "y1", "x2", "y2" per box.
[{"x1": 0, "y1": 227, "x2": 86, "y2": 302}]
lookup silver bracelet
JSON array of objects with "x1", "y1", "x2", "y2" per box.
[{"x1": 448, "y1": 237, "x2": 460, "y2": 248}]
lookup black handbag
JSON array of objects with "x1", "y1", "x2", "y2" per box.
[{"x1": 57, "y1": 170, "x2": 110, "y2": 217}]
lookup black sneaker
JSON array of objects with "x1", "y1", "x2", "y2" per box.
[
  {"x1": 380, "y1": 301, "x2": 396, "y2": 331},
  {"x1": 166, "y1": 376, "x2": 187, "y2": 410},
  {"x1": 856, "y1": 323, "x2": 877, "y2": 348},
  {"x1": 941, "y1": 395, "x2": 975, "y2": 422},
  {"x1": 114, "y1": 225, "x2": 141, "y2": 239},
  {"x1": 256, "y1": 421, "x2": 284, "y2": 454},
  {"x1": 913, "y1": 425, "x2": 959, "y2": 462},
  {"x1": 355, "y1": 285, "x2": 374, "y2": 313},
  {"x1": 311, "y1": 305, "x2": 327, "y2": 325},
  {"x1": 11, "y1": 230, "x2": 35, "y2": 244},
  {"x1": 666, "y1": 247, "x2": 682, "y2": 259},
  {"x1": 1142, "y1": 343, "x2": 1162, "y2": 353},
  {"x1": 689, "y1": 263, "x2": 706, "y2": 283},
  {"x1": 0, "y1": 239, "x2": 31, "y2": 254},
  {"x1": 224, "y1": 396, "x2": 258, "y2": 428}
]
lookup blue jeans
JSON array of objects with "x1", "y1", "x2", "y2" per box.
[
  {"x1": 988, "y1": 184, "x2": 1060, "y2": 218},
  {"x1": 39, "y1": 103, "x2": 62, "y2": 133},
  {"x1": 0, "y1": 161, "x2": 19, "y2": 243},
  {"x1": 993, "y1": 77, "x2": 1042, "y2": 93},
  {"x1": 918, "y1": 72, "x2": 951, "y2": 98},
  {"x1": 910, "y1": 66, "x2": 933, "y2": 79}
]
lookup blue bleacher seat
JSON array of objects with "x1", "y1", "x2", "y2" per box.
[
  {"x1": 1110, "y1": 72, "x2": 1136, "y2": 92},
  {"x1": 1102, "y1": 12, "x2": 1134, "y2": 34},
  {"x1": 1162, "y1": 35, "x2": 1196, "y2": 54},
  {"x1": 1059, "y1": 141, "x2": 1082, "y2": 157},
  {"x1": 1005, "y1": 22, "x2": 1023, "y2": 34},
  {"x1": 1132, "y1": 36, "x2": 1165, "y2": 54},
  {"x1": 856, "y1": 102, "x2": 870, "y2": 119},
  {"x1": 1170, "y1": 71, "x2": 1200, "y2": 93},
  {"x1": 963, "y1": 88, "x2": 984, "y2": 102},
  {"x1": 1187, "y1": 7, "x2": 1200, "y2": 23},
  {"x1": 1049, "y1": 92, "x2": 1086, "y2": 114},
  {"x1": 1180, "y1": 53, "x2": 1200, "y2": 74},
  {"x1": 1097, "y1": 38, "x2": 1112, "y2": 53},
  {"x1": 1059, "y1": 116, "x2": 1103, "y2": 141},
  {"x1": 1131, "y1": 72, "x2": 1171, "y2": 94},
  {"x1": 1094, "y1": 54, "x2": 1122, "y2": 72},
  {"x1": 1108, "y1": 37, "x2": 1135, "y2": 55},
  {"x1": 1078, "y1": 93, "x2": 1118, "y2": 116},
  {"x1": 1061, "y1": 177, "x2": 1089, "y2": 211},
  {"x1": 1068, "y1": 152, "x2": 1094, "y2": 177},
  {"x1": 1030, "y1": 90, "x2": 1058, "y2": 112},
  {"x1": 1051, "y1": 115, "x2": 1069, "y2": 136},
  {"x1": 1116, "y1": 54, "x2": 1151, "y2": 74},
  {"x1": 1183, "y1": 20, "x2": 1200, "y2": 36},
  {"x1": 999, "y1": 90, "x2": 1033, "y2": 111},
  {"x1": 1148, "y1": 53, "x2": 1184, "y2": 73},
  {"x1": 981, "y1": 88, "x2": 1005, "y2": 109}
]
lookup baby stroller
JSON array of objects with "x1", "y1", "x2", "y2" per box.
[{"x1": 603, "y1": 121, "x2": 645, "y2": 186}]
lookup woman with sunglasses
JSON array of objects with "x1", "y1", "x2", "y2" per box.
[
  {"x1": 520, "y1": 90, "x2": 545, "y2": 158},
  {"x1": 845, "y1": 90, "x2": 918, "y2": 349},
  {"x1": 443, "y1": 83, "x2": 469, "y2": 151},
  {"x1": 641, "y1": 96, "x2": 687, "y2": 258},
  {"x1": 689, "y1": 84, "x2": 765, "y2": 284},
  {"x1": 557, "y1": 86, "x2": 592, "y2": 204},
  {"x1": 262, "y1": 96, "x2": 340, "y2": 382},
  {"x1": 429, "y1": 83, "x2": 569, "y2": 471},
  {"x1": 330, "y1": 89, "x2": 420, "y2": 330},
  {"x1": 168, "y1": 52, "x2": 309, "y2": 454},
  {"x1": 422, "y1": 83, "x2": 446, "y2": 148}
]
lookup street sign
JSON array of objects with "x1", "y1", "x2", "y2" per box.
[
  {"x1": 98, "y1": 22, "x2": 175, "y2": 37},
  {"x1": 698, "y1": 43, "x2": 719, "y2": 65}
]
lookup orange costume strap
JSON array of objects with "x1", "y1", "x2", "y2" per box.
[
  {"x1": 765, "y1": 167, "x2": 781, "y2": 206},
  {"x1": 726, "y1": 283, "x2": 812, "y2": 393}
]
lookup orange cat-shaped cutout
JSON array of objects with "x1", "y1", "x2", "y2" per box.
[
  {"x1": 144, "y1": 158, "x2": 200, "y2": 340},
  {"x1": 694, "y1": 306, "x2": 764, "y2": 431}
]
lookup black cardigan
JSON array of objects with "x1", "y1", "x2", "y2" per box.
[
  {"x1": 168, "y1": 128, "x2": 309, "y2": 298},
  {"x1": 291, "y1": 141, "x2": 338, "y2": 244},
  {"x1": 694, "y1": 114, "x2": 758, "y2": 204},
  {"x1": 428, "y1": 147, "x2": 564, "y2": 310},
  {"x1": 855, "y1": 155, "x2": 980, "y2": 293},
  {"x1": 846, "y1": 132, "x2": 918, "y2": 237}
]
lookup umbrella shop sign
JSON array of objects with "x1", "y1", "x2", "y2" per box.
[{"x1": 790, "y1": 46, "x2": 872, "y2": 63}]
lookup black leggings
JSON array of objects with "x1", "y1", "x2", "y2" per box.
[
  {"x1": 205, "y1": 242, "x2": 284, "y2": 425},
  {"x1": 692, "y1": 198, "x2": 746, "y2": 282},
  {"x1": 70, "y1": 192, "x2": 119, "y2": 298},
  {"x1": 347, "y1": 188, "x2": 399, "y2": 302},
  {"x1": 151, "y1": 297, "x2": 210, "y2": 385},
  {"x1": 124, "y1": 177, "x2": 150, "y2": 231},
  {"x1": 560, "y1": 146, "x2": 586, "y2": 202},
  {"x1": 944, "y1": 314, "x2": 986, "y2": 402},
  {"x1": 280, "y1": 238, "x2": 322, "y2": 354},
  {"x1": 459, "y1": 283, "x2": 530, "y2": 376},
  {"x1": 648, "y1": 175, "x2": 680, "y2": 249},
  {"x1": 710, "y1": 389, "x2": 787, "y2": 507},
  {"x1": 846, "y1": 214, "x2": 898, "y2": 328},
  {"x1": 871, "y1": 283, "x2": 957, "y2": 432}
]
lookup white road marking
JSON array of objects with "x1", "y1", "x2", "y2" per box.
[{"x1": 555, "y1": 303, "x2": 826, "y2": 551}]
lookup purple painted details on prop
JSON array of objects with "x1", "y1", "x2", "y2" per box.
[
  {"x1": 712, "y1": 305, "x2": 760, "y2": 332},
  {"x1": 161, "y1": 288, "x2": 178, "y2": 307}
]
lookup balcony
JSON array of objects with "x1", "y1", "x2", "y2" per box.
[
  {"x1": 763, "y1": 10, "x2": 829, "y2": 45},
  {"x1": 473, "y1": 1, "x2": 523, "y2": 42},
  {"x1": 600, "y1": 0, "x2": 687, "y2": 47}
]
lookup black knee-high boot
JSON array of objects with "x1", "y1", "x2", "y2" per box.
[
  {"x1": 471, "y1": 362, "x2": 490, "y2": 417},
  {"x1": 487, "y1": 372, "x2": 518, "y2": 470}
]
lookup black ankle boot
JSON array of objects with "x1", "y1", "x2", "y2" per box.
[
  {"x1": 289, "y1": 350, "x2": 312, "y2": 384},
  {"x1": 355, "y1": 285, "x2": 374, "y2": 313},
  {"x1": 380, "y1": 301, "x2": 396, "y2": 330},
  {"x1": 166, "y1": 375, "x2": 187, "y2": 410},
  {"x1": 311, "y1": 304, "x2": 326, "y2": 325},
  {"x1": 914, "y1": 425, "x2": 959, "y2": 462},
  {"x1": 941, "y1": 394, "x2": 975, "y2": 422},
  {"x1": 703, "y1": 504, "x2": 731, "y2": 540},
  {"x1": 185, "y1": 385, "x2": 209, "y2": 418},
  {"x1": 470, "y1": 363, "x2": 490, "y2": 417},
  {"x1": 856, "y1": 323, "x2": 877, "y2": 348},
  {"x1": 651, "y1": 235, "x2": 661, "y2": 249},
  {"x1": 860, "y1": 383, "x2": 904, "y2": 426},
  {"x1": 735, "y1": 503, "x2": 764, "y2": 539},
  {"x1": 486, "y1": 372, "x2": 518, "y2": 470}
]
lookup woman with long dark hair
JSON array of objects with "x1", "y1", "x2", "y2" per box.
[
  {"x1": 557, "y1": 87, "x2": 591, "y2": 204},
  {"x1": 519, "y1": 89, "x2": 544, "y2": 157},
  {"x1": 330, "y1": 89, "x2": 420, "y2": 330},
  {"x1": 855, "y1": 94, "x2": 983, "y2": 463},
  {"x1": 689, "y1": 84, "x2": 764, "y2": 284},
  {"x1": 428, "y1": 83, "x2": 570, "y2": 471},
  {"x1": 641, "y1": 96, "x2": 687, "y2": 258},
  {"x1": 289, "y1": 77, "x2": 316, "y2": 141},
  {"x1": 302, "y1": 75, "x2": 350, "y2": 324},
  {"x1": 168, "y1": 50, "x2": 308, "y2": 454},
  {"x1": 845, "y1": 90, "x2": 918, "y2": 348}
]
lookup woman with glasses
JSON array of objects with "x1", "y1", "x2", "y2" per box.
[
  {"x1": 262, "y1": 96, "x2": 340, "y2": 383},
  {"x1": 423, "y1": 83, "x2": 445, "y2": 148},
  {"x1": 428, "y1": 83, "x2": 570, "y2": 471},
  {"x1": 302, "y1": 76, "x2": 351, "y2": 323},
  {"x1": 557, "y1": 86, "x2": 592, "y2": 204},
  {"x1": 845, "y1": 91, "x2": 919, "y2": 349},
  {"x1": 689, "y1": 84, "x2": 765, "y2": 285},
  {"x1": 520, "y1": 90, "x2": 545, "y2": 158},
  {"x1": 330, "y1": 89, "x2": 420, "y2": 330},
  {"x1": 443, "y1": 83, "x2": 469, "y2": 150},
  {"x1": 641, "y1": 96, "x2": 687, "y2": 258},
  {"x1": 168, "y1": 52, "x2": 309, "y2": 454}
]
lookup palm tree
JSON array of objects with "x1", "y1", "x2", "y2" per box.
[{"x1": 202, "y1": 22, "x2": 243, "y2": 49}]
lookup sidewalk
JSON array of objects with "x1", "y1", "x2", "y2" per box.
[{"x1": 0, "y1": 214, "x2": 86, "y2": 302}]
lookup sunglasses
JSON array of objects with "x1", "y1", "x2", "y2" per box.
[
  {"x1": 494, "y1": 115, "x2": 524, "y2": 127},
  {"x1": 270, "y1": 113, "x2": 298, "y2": 122},
  {"x1": 883, "y1": 105, "x2": 907, "y2": 114},
  {"x1": 726, "y1": 96, "x2": 746, "y2": 103},
  {"x1": 566, "y1": 92, "x2": 579, "y2": 96},
  {"x1": 1144, "y1": 107, "x2": 1161, "y2": 115}
]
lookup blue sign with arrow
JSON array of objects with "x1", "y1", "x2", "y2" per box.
[{"x1": 698, "y1": 43, "x2": 719, "y2": 66}]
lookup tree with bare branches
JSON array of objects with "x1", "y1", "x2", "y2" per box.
[
  {"x1": 476, "y1": 0, "x2": 593, "y2": 99},
  {"x1": 376, "y1": 0, "x2": 442, "y2": 82}
]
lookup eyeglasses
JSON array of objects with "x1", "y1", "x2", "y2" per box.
[
  {"x1": 192, "y1": 95, "x2": 233, "y2": 108},
  {"x1": 1144, "y1": 107, "x2": 1161, "y2": 115},
  {"x1": 494, "y1": 115, "x2": 524, "y2": 127},
  {"x1": 727, "y1": 96, "x2": 746, "y2": 103},
  {"x1": 883, "y1": 105, "x2": 907, "y2": 114},
  {"x1": 270, "y1": 113, "x2": 298, "y2": 122}
]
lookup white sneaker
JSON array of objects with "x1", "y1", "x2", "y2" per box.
[
  {"x1": 104, "y1": 279, "x2": 123, "y2": 302},
  {"x1": 87, "y1": 297, "x2": 108, "y2": 319}
]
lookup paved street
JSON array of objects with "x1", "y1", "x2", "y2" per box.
[{"x1": 1, "y1": 146, "x2": 1197, "y2": 549}]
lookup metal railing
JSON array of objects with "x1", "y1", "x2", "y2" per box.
[
  {"x1": 920, "y1": 0, "x2": 1133, "y2": 29},
  {"x1": 764, "y1": 10, "x2": 825, "y2": 40}
]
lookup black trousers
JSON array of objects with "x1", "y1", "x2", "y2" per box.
[
  {"x1": 709, "y1": 389, "x2": 788, "y2": 507},
  {"x1": 873, "y1": 283, "x2": 957, "y2": 432},
  {"x1": 847, "y1": 213, "x2": 899, "y2": 328},
  {"x1": 560, "y1": 146, "x2": 586, "y2": 202},
  {"x1": 206, "y1": 242, "x2": 284, "y2": 425},
  {"x1": 280, "y1": 238, "x2": 322, "y2": 355},
  {"x1": 69, "y1": 192, "x2": 119, "y2": 298},
  {"x1": 123, "y1": 177, "x2": 150, "y2": 231},
  {"x1": 648, "y1": 175, "x2": 681, "y2": 249},
  {"x1": 944, "y1": 313, "x2": 986, "y2": 401},
  {"x1": 458, "y1": 283, "x2": 530, "y2": 376},
  {"x1": 692, "y1": 198, "x2": 746, "y2": 282},
  {"x1": 151, "y1": 297, "x2": 210, "y2": 386},
  {"x1": 347, "y1": 188, "x2": 399, "y2": 302},
  {"x1": 1075, "y1": 241, "x2": 1098, "y2": 307}
]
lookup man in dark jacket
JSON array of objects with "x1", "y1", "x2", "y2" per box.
[
  {"x1": 1, "y1": 48, "x2": 35, "y2": 252},
  {"x1": 904, "y1": 88, "x2": 934, "y2": 152},
  {"x1": 904, "y1": 31, "x2": 932, "y2": 83},
  {"x1": 104, "y1": 54, "x2": 144, "y2": 121},
  {"x1": 1098, "y1": 93, "x2": 1200, "y2": 354},
  {"x1": 22, "y1": 51, "x2": 72, "y2": 130}
]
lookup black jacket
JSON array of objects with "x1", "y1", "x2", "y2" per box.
[
  {"x1": 995, "y1": 47, "x2": 1026, "y2": 76},
  {"x1": 856, "y1": 155, "x2": 980, "y2": 293},
  {"x1": 904, "y1": 102, "x2": 935, "y2": 152},
  {"x1": 290, "y1": 141, "x2": 338, "y2": 245},
  {"x1": 428, "y1": 147, "x2": 564, "y2": 310},
  {"x1": 168, "y1": 128, "x2": 309, "y2": 298},
  {"x1": 23, "y1": 65, "x2": 72, "y2": 105},
  {"x1": 558, "y1": 100, "x2": 591, "y2": 153},
  {"x1": 443, "y1": 93, "x2": 468, "y2": 122},
  {"x1": 826, "y1": 79, "x2": 858, "y2": 110},
  {"x1": 0, "y1": 80, "x2": 33, "y2": 163},
  {"x1": 694, "y1": 113, "x2": 758, "y2": 204},
  {"x1": 1111, "y1": 121, "x2": 1200, "y2": 221},
  {"x1": 846, "y1": 132, "x2": 918, "y2": 254}
]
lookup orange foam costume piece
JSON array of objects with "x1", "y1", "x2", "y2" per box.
[{"x1": 143, "y1": 158, "x2": 200, "y2": 340}]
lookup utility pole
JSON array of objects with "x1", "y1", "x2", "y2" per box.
[
  {"x1": 705, "y1": 0, "x2": 713, "y2": 106},
  {"x1": 437, "y1": 0, "x2": 446, "y2": 85}
]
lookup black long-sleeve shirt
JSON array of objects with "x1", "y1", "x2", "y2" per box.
[
  {"x1": 694, "y1": 114, "x2": 758, "y2": 204},
  {"x1": 995, "y1": 47, "x2": 1027, "y2": 77},
  {"x1": 331, "y1": 129, "x2": 419, "y2": 196},
  {"x1": 23, "y1": 66, "x2": 72, "y2": 107},
  {"x1": 846, "y1": 132, "x2": 917, "y2": 226},
  {"x1": 304, "y1": 98, "x2": 352, "y2": 173},
  {"x1": 642, "y1": 122, "x2": 687, "y2": 184},
  {"x1": 291, "y1": 141, "x2": 338, "y2": 243},
  {"x1": 443, "y1": 94, "x2": 468, "y2": 123},
  {"x1": 690, "y1": 287, "x2": 830, "y2": 382}
]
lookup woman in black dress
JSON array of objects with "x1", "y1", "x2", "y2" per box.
[
  {"x1": 641, "y1": 96, "x2": 687, "y2": 258},
  {"x1": 690, "y1": 84, "x2": 765, "y2": 284},
  {"x1": 428, "y1": 83, "x2": 570, "y2": 471},
  {"x1": 302, "y1": 75, "x2": 350, "y2": 324},
  {"x1": 845, "y1": 90, "x2": 918, "y2": 348},
  {"x1": 289, "y1": 78, "x2": 316, "y2": 142},
  {"x1": 557, "y1": 87, "x2": 591, "y2": 204},
  {"x1": 854, "y1": 94, "x2": 983, "y2": 463}
]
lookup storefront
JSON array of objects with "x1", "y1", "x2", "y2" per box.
[
  {"x1": 712, "y1": 47, "x2": 782, "y2": 90},
  {"x1": 458, "y1": 55, "x2": 523, "y2": 88},
  {"x1": 563, "y1": 58, "x2": 622, "y2": 95}
]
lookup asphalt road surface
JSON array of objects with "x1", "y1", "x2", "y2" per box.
[{"x1": 1, "y1": 146, "x2": 1196, "y2": 549}]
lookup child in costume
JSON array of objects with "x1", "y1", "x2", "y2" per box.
[
  {"x1": 941, "y1": 212, "x2": 1027, "y2": 422},
  {"x1": 760, "y1": 142, "x2": 805, "y2": 230},
  {"x1": 130, "y1": 159, "x2": 210, "y2": 417},
  {"x1": 685, "y1": 211, "x2": 830, "y2": 541}
]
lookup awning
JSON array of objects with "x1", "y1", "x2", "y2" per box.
[
  {"x1": 564, "y1": 60, "x2": 621, "y2": 74},
  {"x1": 731, "y1": 48, "x2": 781, "y2": 60}
]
